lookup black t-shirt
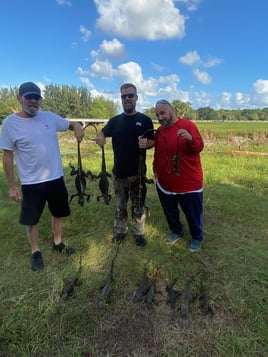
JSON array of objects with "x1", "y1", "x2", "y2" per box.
[{"x1": 102, "y1": 112, "x2": 154, "y2": 178}]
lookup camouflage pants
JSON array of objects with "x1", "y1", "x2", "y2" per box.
[{"x1": 113, "y1": 176, "x2": 147, "y2": 235}]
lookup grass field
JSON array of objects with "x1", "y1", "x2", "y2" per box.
[{"x1": 0, "y1": 122, "x2": 267, "y2": 356}]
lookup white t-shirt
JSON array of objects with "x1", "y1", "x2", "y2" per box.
[{"x1": 0, "y1": 111, "x2": 69, "y2": 185}]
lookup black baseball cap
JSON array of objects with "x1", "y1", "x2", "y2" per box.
[{"x1": 19, "y1": 82, "x2": 41, "y2": 97}]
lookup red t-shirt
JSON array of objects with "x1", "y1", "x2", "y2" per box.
[{"x1": 153, "y1": 118, "x2": 204, "y2": 193}]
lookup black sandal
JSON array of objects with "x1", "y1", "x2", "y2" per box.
[{"x1": 52, "y1": 242, "x2": 75, "y2": 255}]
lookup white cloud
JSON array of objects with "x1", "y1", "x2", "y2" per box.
[
  {"x1": 76, "y1": 67, "x2": 91, "y2": 76},
  {"x1": 90, "y1": 60, "x2": 116, "y2": 79},
  {"x1": 252, "y1": 79, "x2": 268, "y2": 106},
  {"x1": 94, "y1": 0, "x2": 186, "y2": 40},
  {"x1": 80, "y1": 25, "x2": 91, "y2": 42},
  {"x1": 179, "y1": 51, "x2": 221, "y2": 85},
  {"x1": 78, "y1": 49, "x2": 268, "y2": 110},
  {"x1": 193, "y1": 69, "x2": 211, "y2": 85},
  {"x1": 253, "y1": 79, "x2": 268, "y2": 94},
  {"x1": 202, "y1": 56, "x2": 222, "y2": 68},
  {"x1": 151, "y1": 62, "x2": 166, "y2": 72},
  {"x1": 179, "y1": 51, "x2": 222, "y2": 69},
  {"x1": 196, "y1": 88, "x2": 268, "y2": 110},
  {"x1": 220, "y1": 91, "x2": 232, "y2": 105},
  {"x1": 80, "y1": 77, "x2": 95, "y2": 89},
  {"x1": 192, "y1": 91, "x2": 211, "y2": 108},
  {"x1": 91, "y1": 39, "x2": 127, "y2": 61},
  {"x1": 78, "y1": 59, "x2": 268, "y2": 108},
  {"x1": 158, "y1": 74, "x2": 180, "y2": 85},
  {"x1": 117, "y1": 61, "x2": 144, "y2": 84},
  {"x1": 235, "y1": 92, "x2": 251, "y2": 107},
  {"x1": 179, "y1": 51, "x2": 200, "y2": 66}
]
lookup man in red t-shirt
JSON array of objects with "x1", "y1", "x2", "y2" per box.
[{"x1": 153, "y1": 99, "x2": 204, "y2": 252}]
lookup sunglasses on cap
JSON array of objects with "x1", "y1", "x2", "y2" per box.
[
  {"x1": 121, "y1": 93, "x2": 136, "y2": 99},
  {"x1": 24, "y1": 94, "x2": 42, "y2": 100}
]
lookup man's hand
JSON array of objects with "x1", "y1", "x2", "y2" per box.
[
  {"x1": 178, "y1": 129, "x2": 192, "y2": 141},
  {"x1": 9, "y1": 185, "x2": 22, "y2": 202},
  {"x1": 95, "y1": 131, "x2": 106, "y2": 147},
  {"x1": 138, "y1": 136, "x2": 148, "y2": 149},
  {"x1": 73, "y1": 122, "x2": 84, "y2": 142}
]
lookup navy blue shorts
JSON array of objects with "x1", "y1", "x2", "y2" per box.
[{"x1": 20, "y1": 177, "x2": 70, "y2": 225}]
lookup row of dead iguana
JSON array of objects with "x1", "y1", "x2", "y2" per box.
[{"x1": 60, "y1": 246, "x2": 214, "y2": 328}]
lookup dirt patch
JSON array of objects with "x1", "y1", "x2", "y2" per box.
[
  {"x1": 86, "y1": 278, "x2": 241, "y2": 356},
  {"x1": 92, "y1": 305, "x2": 164, "y2": 356}
]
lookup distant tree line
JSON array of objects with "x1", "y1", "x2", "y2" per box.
[
  {"x1": 0, "y1": 84, "x2": 118, "y2": 123},
  {"x1": 1, "y1": 84, "x2": 268, "y2": 123},
  {"x1": 144, "y1": 99, "x2": 268, "y2": 122}
]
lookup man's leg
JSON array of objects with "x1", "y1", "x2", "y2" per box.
[
  {"x1": 27, "y1": 224, "x2": 44, "y2": 271},
  {"x1": 51, "y1": 215, "x2": 75, "y2": 254},
  {"x1": 113, "y1": 177, "x2": 129, "y2": 235},
  {"x1": 156, "y1": 186, "x2": 183, "y2": 234},
  {"x1": 47, "y1": 178, "x2": 74, "y2": 254},
  {"x1": 178, "y1": 192, "x2": 203, "y2": 241},
  {"x1": 26, "y1": 224, "x2": 40, "y2": 253},
  {"x1": 130, "y1": 177, "x2": 147, "y2": 246},
  {"x1": 130, "y1": 176, "x2": 146, "y2": 235},
  {"x1": 52, "y1": 216, "x2": 63, "y2": 246}
]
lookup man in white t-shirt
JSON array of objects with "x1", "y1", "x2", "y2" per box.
[{"x1": 0, "y1": 82, "x2": 84, "y2": 271}]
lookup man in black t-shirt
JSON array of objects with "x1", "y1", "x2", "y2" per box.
[{"x1": 96, "y1": 83, "x2": 154, "y2": 246}]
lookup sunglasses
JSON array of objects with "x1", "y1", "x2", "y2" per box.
[
  {"x1": 24, "y1": 94, "x2": 42, "y2": 101},
  {"x1": 121, "y1": 93, "x2": 136, "y2": 99}
]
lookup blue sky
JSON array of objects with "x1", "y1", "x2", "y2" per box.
[{"x1": 1, "y1": 0, "x2": 268, "y2": 112}]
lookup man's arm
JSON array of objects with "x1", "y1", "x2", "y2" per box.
[
  {"x1": 2, "y1": 149, "x2": 22, "y2": 202},
  {"x1": 146, "y1": 139, "x2": 155, "y2": 149},
  {"x1": 68, "y1": 121, "x2": 84, "y2": 142},
  {"x1": 95, "y1": 130, "x2": 106, "y2": 147},
  {"x1": 138, "y1": 137, "x2": 155, "y2": 150}
]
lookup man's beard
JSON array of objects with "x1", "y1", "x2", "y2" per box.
[
  {"x1": 159, "y1": 115, "x2": 172, "y2": 127},
  {"x1": 22, "y1": 103, "x2": 39, "y2": 116},
  {"x1": 159, "y1": 119, "x2": 169, "y2": 127},
  {"x1": 123, "y1": 102, "x2": 135, "y2": 114}
]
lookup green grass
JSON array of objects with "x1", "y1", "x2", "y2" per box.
[
  {"x1": 197, "y1": 120, "x2": 268, "y2": 138},
  {"x1": 0, "y1": 122, "x2": 267, "y2": 356}
]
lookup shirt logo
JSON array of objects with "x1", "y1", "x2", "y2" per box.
[{"x1": 136, "y1": 122, "x2": 142, "y2": 126}]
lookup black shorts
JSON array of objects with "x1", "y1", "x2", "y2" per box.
[{"x1": 20, "y1": 177, "x2": 70, "y2": 226}]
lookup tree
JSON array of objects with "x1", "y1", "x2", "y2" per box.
[
  {"x1": 79, "y1": 87, "x2": 93, "y2": 118},
  {"x1": 42, "y1": 84, "x2": 81, "y2": 117},
  {"x1": 172, "y1": 99, "x2": 192, "y2": 118},
  {"x1": 197, "y1": 107, "x2": 215, "y2": 121},
  {"x1": 258, "y1": 107, "x2": 268, "y2": 121},
  {"x1": 41, "y1": 84, "x2": 117, "y2": 119},
  {"x1": 0, "y1": 87, "x2": 20, "y2": 122},
  {"x1": 89, "y1": 96, "x2": 117, "y2": 118},
  {"x1": 144, "y1": 107, "x2": 156, "y2": 121}
]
